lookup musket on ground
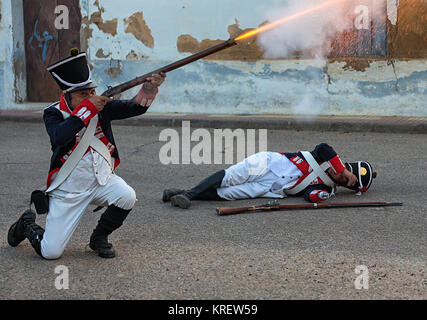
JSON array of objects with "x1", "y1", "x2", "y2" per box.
[
  {"x1": 216, "y1": 200, "x2": 403, "y2": 216},
  {"x1": 101, "y1": 38, "x2": 237, "y2": 97}
]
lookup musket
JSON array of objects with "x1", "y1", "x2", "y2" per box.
[
  {"x1": 101, "y1": 38, "x2": 237, "y2": 97},
  {"x1": 216, "y1": 200, "x2": 403, "y2": 216}
]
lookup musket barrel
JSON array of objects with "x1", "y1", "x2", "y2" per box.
[
  {"x1": 101, "y1": 38, "x2": 237, "y2": 97},
  {"x1": 216, "y1": 201, "x2": 403, "y2": 216},
  {"x1": 319, "y1": 202, "x2": 403, "y2": 208}
]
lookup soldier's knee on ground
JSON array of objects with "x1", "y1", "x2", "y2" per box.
[{"x1": 41, "y1": 241, "x2": 64, "y2": 260}]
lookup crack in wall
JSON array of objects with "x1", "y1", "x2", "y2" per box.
[{"x1": 388, "y1": 59, "x2": 400, "y2": 92}]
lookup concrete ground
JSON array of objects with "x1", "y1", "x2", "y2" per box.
[{"x1": 0, "y1": 118, "x2": 425, "y2": 300}]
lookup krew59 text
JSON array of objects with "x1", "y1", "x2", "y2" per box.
[{"x1": 212, "y1": 304, "x2": 257, "y2": 315}]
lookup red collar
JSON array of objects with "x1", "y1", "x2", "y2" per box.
[{"x1": 59, "y1": 93, "x2": 72, "y2": 114}]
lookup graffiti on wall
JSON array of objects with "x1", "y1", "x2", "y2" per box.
[{"x1": 28, "y1": 19, "x2": 54, "y2": 62}]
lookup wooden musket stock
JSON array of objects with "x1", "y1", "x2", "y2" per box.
[{"x1": 216, "y1": 201, "x2": 403, "y2": 216}]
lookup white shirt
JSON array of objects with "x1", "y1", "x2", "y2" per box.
[{"x1": 57, "y1": 148, "x2": 113, "y2": 193}]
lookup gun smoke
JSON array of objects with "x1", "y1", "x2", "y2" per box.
[{"x1": 254, "y1": 0, "x2": 385, "y2": 116}]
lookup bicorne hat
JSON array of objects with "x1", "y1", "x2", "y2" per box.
[
  {"x1": 345, "y1": 161, "x2": 377, "y2": 192},
  {"x1": 47, "y1": 48, "x2": 97, "y2": 93}
]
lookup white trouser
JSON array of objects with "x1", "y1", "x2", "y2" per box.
[
  {"x1": 41, "y1": 174, "x2": 137, "y2": 260},
  {"x1": 217, "y1": 152, "x2": 282, "y2": 200}
]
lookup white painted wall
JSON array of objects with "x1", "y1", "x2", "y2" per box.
[
  {"x1": 0, "y1": 0, "x2": 426, "y2": 116},
  {"x1": 85, "y1": 0, "x2": 267, "y2": 61},
  {"x1": 0, "y1": 0, "x2": 15, "y2": 109}
]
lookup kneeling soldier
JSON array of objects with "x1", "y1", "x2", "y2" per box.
[{"x1": 8, "y1": 49, "x2": 166, "y2": 259}]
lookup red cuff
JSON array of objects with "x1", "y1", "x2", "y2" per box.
[
  {"x1": 135, "y1": 86, "x2": 158, "y2": 107},
  {"x1": 71, "y1": 99, "x2": 99, "y2": 126},
  {"x1": 329, "y1": 156, "x2": 346, "y2": 174},
  {"x1": 309, "y1": 190, "x2": 329, "y2": 203}
]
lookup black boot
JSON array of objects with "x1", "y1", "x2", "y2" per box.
[
  {"x1": 170, "y1": 170, "x2": 225, "y2": 209},
  {"x1": 162, "y1": 188, "x2": 185, "y2": 202},
  {"x1": 89, "y1": 205, "x2": 131, "y2": 258},
  {"x1": 8, "y1": 210, "x2": 45, "y2": 257},
  {"x1": 24, "y1": 220, "x2": 45, "y2": 257},
  {"x1": 170, "y1": 194, "x2": 192, "y2": 209},
  {"x1": 8, "y1": 210, "x2": 36, "y2": 247},
  {"x1": 89, "y1": 233, "x2": 114, "y2": 258}
]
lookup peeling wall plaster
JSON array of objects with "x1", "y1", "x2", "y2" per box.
[
  {"x1": 83, "y1": 0, "x2": 426, "y2": 62},
  {"x1": 79, "y1": 0, "x2": 426, "y2": 116},
  {"x1": 124, "y1": 12, "x2": 154, "y2": 48},
  {"x1": 0, "y1": 0, "x2": 426, "y2": 115},
  {"x1": 90, "y1": 0, "x2": 117, "y2": 36},
  {"x1": 96, "y1": 48, "x2": 111, "y2": 58},
  {"x1": 177, "y1": 24, "x2": 265, "y2": 62}
]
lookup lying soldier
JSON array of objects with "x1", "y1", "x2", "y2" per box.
[{"x1": 163, "y1": 143, "x2": 376, "y2": 209}]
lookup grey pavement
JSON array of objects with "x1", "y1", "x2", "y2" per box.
[{"x1": 0, "y1": 119, "x2": 426, "y2": 300}]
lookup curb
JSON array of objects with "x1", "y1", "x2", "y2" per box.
[
  {"x1": 116, "y1": 115, "x2": 427, "y2": 134},
  {"x1": 0, "y1": 110, "x2": 426, "y2": 134}
]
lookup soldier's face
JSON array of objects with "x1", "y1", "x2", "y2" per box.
[{"x1": 70, "y1": 88, "x2": 96, "y2": 109}]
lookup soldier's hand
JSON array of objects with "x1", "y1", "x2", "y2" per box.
[
  {"x1": 143, "y1": 72, "x2": 166, "y2": 93},
  {"x1": 88, "y1": 95, "x2": 111, "y2": 112},
  {"x1": 341, "y1": 169, "x2": 358, "y2": 187}
]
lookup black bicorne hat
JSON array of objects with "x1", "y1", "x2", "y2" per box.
[
  {"x1": 345, "y1": 161, "x2": 377, "y2": 192},
  {"x1": 47, "y1": 49, "x2": 97, "y2": 93}
]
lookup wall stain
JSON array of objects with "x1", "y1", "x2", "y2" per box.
[
  {"x1": 90, "y1": 12, "x2": 117, "y2": 36},
  {"x1": 88, "y1": 0, "x2": 118, "y2": 36},
  {"x1": 80, "y1": 16, "x2": 93, "y2": 53},
  {"x1": 123, "y1": 12, "x2": 154, "y2": 48},
  {"x1": 80, "y1": 0, "x2": 117, "y2": 53},
  {"x1": 126, "y1": 50, "x2": 141, "y2": 60},
  {"x1": 104, "y1": 60, "x2": 122, "y2": 78},
  {"x1": 340, "y1": 58, "x2": 373, "y2": 72},
  {"x1": 177, "y1": 23, "x2": 265, "y2": 62},
  {"x1": 327, "y1": 57, "x2": 377, "y2": 72},
  {"x1": 96, "y1": 48, "x2": 111, "y2": 58},
  {"x1": 13, "y1": 59, "x2": 25, "y2": 103}
]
